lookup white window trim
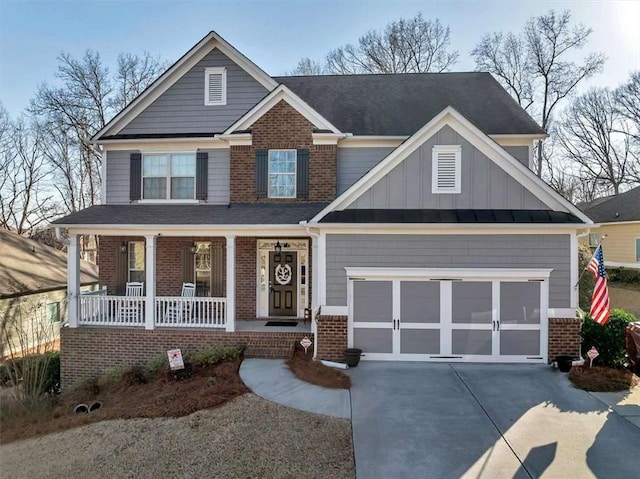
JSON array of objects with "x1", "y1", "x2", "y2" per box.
[
  {"x1": 141, "y1": 153, "x2": 196, "y2": 200},
  {"x1": 268, "y1": 149, "x2": 297, "y2": 199},
  {"x1": 432, "y1": 145, "x2": 462, "y2": 194},
  {"x1": 128, "y1": 241, "x2": 145, "y2": 283},
  {"x1": 204, "y1": 67, "x2": 227, "y2": 106},
  {"x1": 588, "y1": 233, "x2": 599, "y2": 248}
]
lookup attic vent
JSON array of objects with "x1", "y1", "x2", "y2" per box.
[
  {"x1": 204, "y1": 67, "x2": 227, "y2": 106},
  {"x1": 432, "y1": 145, "x2": 461, "y2": 194}
]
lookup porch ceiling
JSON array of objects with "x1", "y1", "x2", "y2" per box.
[{"x1": 52, "y1": 203, "x2": 329, "y2": 227}]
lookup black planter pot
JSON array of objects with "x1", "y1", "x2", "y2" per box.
[
  {"x1": 556, "y1": 355, "x2": 574, "y2": 373},
  {"x1": 344, "y1": 348, "x2": 363, "y2": 367}
]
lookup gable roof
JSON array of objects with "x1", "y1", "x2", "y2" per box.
[
  {"x1": 94, "y1": 31, "x2": 278, "y2": 140},
  {"x1": 582, "y1": 186, "x2": 640, "y2": 223},
  {"x1": 276, "y1": 73, "x2": 546, "y2": 137},
  {"x1": 0, "y1": 230, "x2": 99, "y2": 298},
  {"x1": 223, "y1": 84, "x2": 341, "y2": 135},
  {"x1": 309, "y1": 106, "x2": 591, "y2": 225}
]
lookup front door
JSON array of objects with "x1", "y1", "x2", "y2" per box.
[{"x1": 269, "y1": 251, "x2": 297, "y2": 316}]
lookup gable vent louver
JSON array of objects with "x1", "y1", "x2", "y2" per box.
[
  {"x1": 204, "y1": 67, "x2": 227, "y2": 106},
  {"x1": 432, "y1": 145, "x2": 461, "y2": 194}
]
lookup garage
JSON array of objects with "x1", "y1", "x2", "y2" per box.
[{"x1": 347, "y1": 268, "x2": 551, "y2": 362}]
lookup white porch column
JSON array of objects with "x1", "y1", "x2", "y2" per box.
[
  {"x1": 311, "y1": 237, "x2": 319, "y2": 312},
  {"x1": 66, "y1": 234, "x2": 80, "y2": 327},
  {"x1": 144, "y1": 235, "x2": 156, "y2": 330},
  {"x1": 318, "y1": 232, "x2": 327, "y2": 307},
  {"x1": 225, "y1": 235, "x2": 236, "y2": 332}
]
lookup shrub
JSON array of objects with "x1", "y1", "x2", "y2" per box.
[
  {"x1": 581, "y1": 309, "x2": 637, "y2": 367},
  {"x1": 122, "y1": 365, "x2": 148, "y2": 385},
  {"x1": 192, "y1": 345, "x2": 240, "y2": 367},
  {"x1": 2, "y1": 351, "x2": 60, "y2": 397},
  {"x1": 145, "y1": 354, "x2": 168, "y2": 375},
  {"x1": 607, "y1": 268, "x2": 640, "y2": 284}
]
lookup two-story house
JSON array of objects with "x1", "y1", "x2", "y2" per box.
[{"x1": 53, "y1": 32, "x2": 592, "y2": 385}]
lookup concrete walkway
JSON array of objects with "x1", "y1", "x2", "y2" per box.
[
  {"x1": 589, "y1": 385, "x2": 640, "y2": 429},
  {"x1": 239, "y1": 358, "x2": 351, "y2": 419}
]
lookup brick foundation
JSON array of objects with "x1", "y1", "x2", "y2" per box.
[
  {"x1": 548, "y1": 317, "x2": 583, "y2": 362},
  {"x1": 61, "y1": 327, "x2": 313, "y2": 387},
  {"x1": 316, "y1": 315, "x2": 348, "y2": 361}
]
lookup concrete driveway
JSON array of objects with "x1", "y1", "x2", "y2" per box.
[{"x1": 348, "y1": 363, "x2": 639, "y2": 479}]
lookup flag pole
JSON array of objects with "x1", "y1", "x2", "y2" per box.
[{"x1": 574, "y1": 235, "x2": 607, "y2": 290}]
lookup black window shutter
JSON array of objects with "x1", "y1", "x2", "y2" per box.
[
  {"x1": 196, "y1": 151, "x2": 208, "y2": 200},
  {"x1": 296, "y1": 149, "x2": 309, "y2": 199},
  {"x1": 211, "y1": 241, "x2": 224, "y2": 297},
  {"x1": 182, "y1": 243, "x2": 195, "y2": 284},
  {"x1": 256, "y1": 149, "x2": 268, "y2": 198},
  {"x1": 130, "y1": 152, "x2": 142, "y2": 201},
  {"x1": 115, "y1": 240, "x2": 128, "y2": 295}
]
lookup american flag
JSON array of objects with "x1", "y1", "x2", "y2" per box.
[{"x1": 587, "y1": 245, "x2": 610, "y2": 325}]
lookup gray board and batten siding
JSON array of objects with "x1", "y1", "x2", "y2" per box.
[
  {"x1": 325, "y1": 234, "x2": 571, "y2": 308},
  {"x1": 105, "y1": 149, "x2": 230, "y2": 204},
  {"x1": 337, "y1": 147, "x2": 395, "y2": 195},
  {"x1": 118, "y1": 49, "x2": 269, "y2": 135},
  {"x1": 347, "y1": 126, "x2": 551, "y2": 211},
  {"x1": 502, "y1": 146, "x2": 530, "y2": 168}
]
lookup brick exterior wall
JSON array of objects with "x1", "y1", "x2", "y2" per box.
[
  {"x1": 316, "y1": 315, "x2": 348, "y2": 361},
  {"x1": 548, "y1": 317, "x2": 583, "y2": 362},
  {"x1": 61, "y1": 327, "x2": 313, "y2": 387},
  {"x1": 236, "y1": 237, "x2": 256, "y2": 320},
  {"x1": 230, "y1": 100, "x2": 337, "y2": 203}
]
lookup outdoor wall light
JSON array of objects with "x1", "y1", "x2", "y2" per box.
[
  {"x1": 191, "y1": 243, "x2": 197, "y2": 254},
  {"x1": 120, "y1": 242, "x2": 127, "y2": 253},
  {"x1": 274, "y1": 240, "x2": 282, "y2": 254}
]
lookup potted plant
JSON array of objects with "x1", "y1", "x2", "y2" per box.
[
  {"x1": 555, "y1": 355, "x2": 573, "y2": 373},
  {"x1": 343, "y1": 348, "x2": 363, "y2": 367}
]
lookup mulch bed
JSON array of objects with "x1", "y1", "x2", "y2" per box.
[
  {"x1": 286, "y1": 349, "x2": 351, "y2": 389},
  {"x1": 568, "y1": 366, "x2": 639, "y2": 392},
  {"x1": 0, "y1": 359, "x2": 248, "y2": 444}
]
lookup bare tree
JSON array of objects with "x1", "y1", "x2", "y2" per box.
[
  {"x1": 615, "y1": 72, "x2": 640, "y2": 182},
  {"x1": 109, "y1": 52, "x2": 168, "y2": 111},
  {"x1": 289, "y1": 57, "x2": 326, "y2": 76},
  {"x1": 472, "y1": 10, "x2": 605, "y2": 176},
  {"x1": 557, "y1": 88, "x2": 633, "y2": 196},
  {"x1": 291, "y1": 14, "x2": 458, "y2": 75}
]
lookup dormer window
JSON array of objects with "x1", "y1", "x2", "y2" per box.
[
  {"x1": 432, "y1": 145, "x2": 461, "y2": 194},
  {"x1": 204, "y1": 67, "x2": 227, "y2": 105}
]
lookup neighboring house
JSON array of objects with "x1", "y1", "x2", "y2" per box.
[
  {"x1": 52, "y1": 32, "x2": 592, "y2": 385},
  {"x1": 0, "y1": 230, "x2": 99, "y2": 358},
  {"x1": 581, "y1": 186, "x2": 640, "y2": 269}
]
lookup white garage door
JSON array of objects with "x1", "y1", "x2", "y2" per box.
[{"x1": 348, "y1": 268, "x2": 550, "y2": 363}]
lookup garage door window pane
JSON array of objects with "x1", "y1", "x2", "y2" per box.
[
  {"x1": 452, "y1": 330, "x2": 492, "y2": 355},
  {"x1": 500, "y1": 282, "x2": 540, "y2": 324},
  {"x1": 452, "y1": 282, "x2": 492, "y2": 323},
  {"x1": 500, "y1": 330, "x2": 540, "y2": 356},
  {"x1": 353, "y1": 281, "x2": 392, "y2": 323}
]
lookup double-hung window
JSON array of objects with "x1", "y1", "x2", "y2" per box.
[
  {"x1": 268, "y1": 150, "x2": 296, "y2": 198},
  {"x1": 142, "y1": 154, "x2": 196, "y2": 200}
]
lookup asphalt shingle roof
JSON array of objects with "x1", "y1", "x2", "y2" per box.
[
  {"x1": 275, "y1": 72, "x2": 545, "y2": 136},
  {"x1": 581, "y1": 186, "x2": 640, "y2": 223},
  {"x1": 51, "y1": 203, "x2": 329, "y2": 226}
]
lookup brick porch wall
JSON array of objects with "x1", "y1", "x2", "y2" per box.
[
  {"x1": 316, "y1": 315, "x2": 348, "y2": 361},
  {"x1": 548, "y1": 317, "x2": 583, "y2": 362},
  {"x1": 230, "y1": 100, "x2": 337, "y2": 203},
  {"x1": 236, "y1": 237, "x2": 256, "y2": 320},
  {"x1": 60, "y1": 327, "x2": 313, "y2": 387}
]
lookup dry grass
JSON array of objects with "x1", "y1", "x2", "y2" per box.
[
  {"x1": 568, "y1": 366, "x2": 639, "y2": 392},
  {"x1": 0, "y1": 394, "x2": 355, "y2": 479},
  {"x1": 0, "y1": 360, "x2": 248, "y2": 444},
  {"x1": 287, "y1": 349, "x2": 351, "y2": 389}
]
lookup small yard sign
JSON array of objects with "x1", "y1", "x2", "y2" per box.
[
  {"x1": 167, "y1": 349, "x2": 185, "y2": 370},
  {"x1": 587, "y1": 346, "x2": 599, "y2": 367},
  {"x1": 300, "y1": 336, "x2": 312, "y2": 354}
]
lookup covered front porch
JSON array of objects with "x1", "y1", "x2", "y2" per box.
[{"x1": 65, "y1": 230, "x2": 317, "y2": 333}]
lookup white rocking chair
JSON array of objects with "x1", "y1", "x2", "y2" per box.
[
  {"x1": 164, "y1": 283, "x2": 196, "y2": 323},
  {"x1": 117, "y1": 281, "x2": 144, "y2": 323}
]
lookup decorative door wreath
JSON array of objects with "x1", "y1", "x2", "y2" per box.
[{"x1": 274, "y1": 264, "x2": 292, "y2": 285}]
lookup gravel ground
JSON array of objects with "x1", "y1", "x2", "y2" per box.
[{"x1": 0, "y1": 394, "x2": 354, "y2": 479}]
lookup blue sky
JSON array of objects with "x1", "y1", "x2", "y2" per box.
[{"x1": 1, "y1": 0, "x2": 639, "y2": 118}]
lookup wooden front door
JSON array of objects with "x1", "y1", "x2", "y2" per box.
[{"x1": 269, "y1": 251, "x2": 297, "y2": 316}]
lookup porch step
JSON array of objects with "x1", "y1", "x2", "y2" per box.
[{"x1": 243, "y1": 339, "x2": 297, "y2": 359}]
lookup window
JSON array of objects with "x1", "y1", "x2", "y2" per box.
[
  {"x1": 47, "y1": 302, "x2": 60, "y2": 323},
  {"x1": 204, "y1": 67, "x2": 227, "y2": 105},
  {"x1": 589, "y1": 233, "x2": 599, "y2": 248},
  {"x1": 268, "y1": 150, "x2": 296, "y2": 198},
  {"x1": 142, "y1": 154, "x2": 196, "y2": 199},
  {"x1": 128, "y1": 241, "x2": 145, "y2": 283},
  {"x1": 194, "y1": 242, "x2": 211, "y2": 297},
  {"x1": 636, "y1": 238, "x2": 640, "y2": 262},
  {"x1": 432, "y1": 145, "x2": 462, "y2": 194}
]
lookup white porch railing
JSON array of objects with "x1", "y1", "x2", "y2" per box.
[
  {"x1": 154, "y1": 297, "x2": 227, "y2": 328},
  {"x1": 79, "y1": 293, "x2": 145, "y2": 326}
]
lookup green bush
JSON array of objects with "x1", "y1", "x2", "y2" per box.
[
  {"x1": 192, "y1": 345, "x2": 240, "y2": 367},
  {"x1": 581, "y1": 309, "x2": 637, "y2": 367},
  {"x1": 607, "y1": 268, "x2": 640, "y2": 284},
  {"x1": 145, "y1": 354, "x2": 168, "y2": 375},
  {"x1": 2, "y1": 352, "x2": 60, "y2": 396}
]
